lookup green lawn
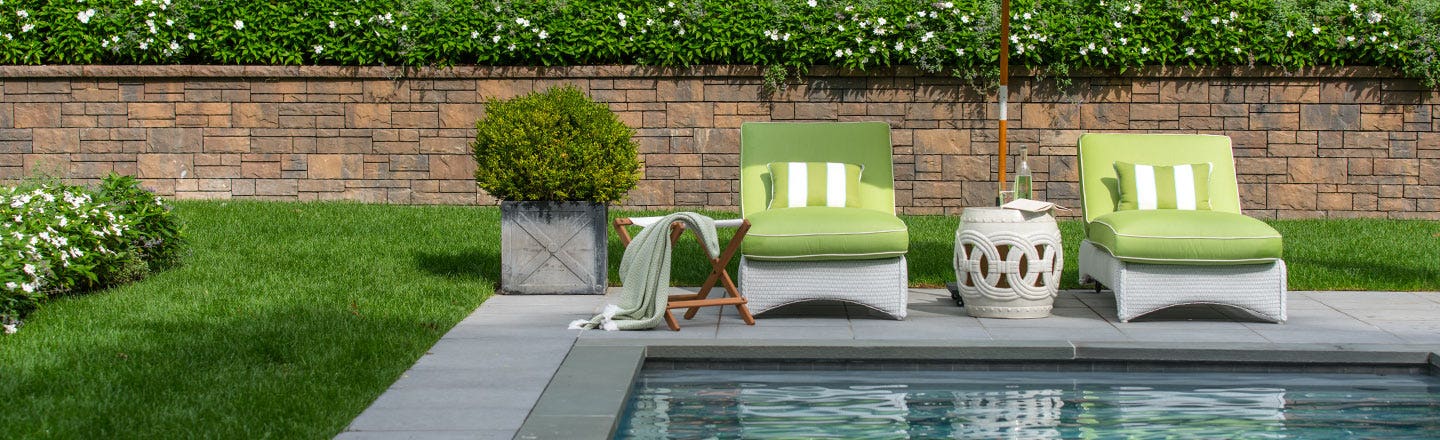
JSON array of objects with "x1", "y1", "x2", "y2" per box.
[
  {"x1": 2, "y1": 201, "x2": 1436, "y2": 438},
  {"x1": 0, "y1": 201, "x2": 498, "y2": 439}
]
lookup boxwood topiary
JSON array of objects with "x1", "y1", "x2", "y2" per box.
[{"x1": 472, "y1": 85, "x2": 642, "y2": 203}]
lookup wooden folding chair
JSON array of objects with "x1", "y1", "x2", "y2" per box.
[{"x1": 612, "y1": 216, "x2": 755, "y2": 331}]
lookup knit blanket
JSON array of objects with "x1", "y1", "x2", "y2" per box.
[{"x1": 569, "y1": 212, "x2": 718, "y2": 331}]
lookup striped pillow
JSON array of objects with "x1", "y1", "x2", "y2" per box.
[
  {"x1": 1114, "y1": 161, "x2": 1213, "y2": 211},
  {"x1": 767, "y1": 162, "x2": 863, "y2": 209}
]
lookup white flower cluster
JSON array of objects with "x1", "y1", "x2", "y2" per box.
[{"x1": 2, "y1": 184, "x2": 134, "y2": 317}]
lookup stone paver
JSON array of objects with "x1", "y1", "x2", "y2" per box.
[{"x1": 339, "y1": 289, "x2": 1440, "y2": 439}]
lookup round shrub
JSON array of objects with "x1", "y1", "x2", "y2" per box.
[{"x1": 472, "y1": 85, "x2": 642, "y2": 203}]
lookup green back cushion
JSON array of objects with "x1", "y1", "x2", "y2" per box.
[
  {"x1": 1114, "y1": 161, "x2": 1212, "y2": 211},
  {"x1": 767, "y1": 162, "x2": 863, "y2": 209},
  {"x1": 740, "y1": 122, "x2": 895, "y2": 217},
  {"x1": 1077, "y1": 133, "x2": 1241, "y2": 223}
]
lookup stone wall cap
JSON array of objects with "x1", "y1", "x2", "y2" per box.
[{"x1": 0, "y1": 64, "x2": 1406, "y2": 80}]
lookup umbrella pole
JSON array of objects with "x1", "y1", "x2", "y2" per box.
[{"x1": 997, "y1": 0, "x2": 1011, "y2": 206}]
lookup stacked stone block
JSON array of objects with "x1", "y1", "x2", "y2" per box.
[{"x1": 0, "y1": 65, "x2": 1435, "y2": 219}]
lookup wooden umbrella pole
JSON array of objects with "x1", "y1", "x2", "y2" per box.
[{"x1": 996, "y1": 0, "x2": 1011, "y2": 206}]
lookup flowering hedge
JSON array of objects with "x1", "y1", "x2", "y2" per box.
[
  {"x1": 0, "y1": 0, "x2": 1436, "y2": 86},
  {"x1": 1, "y1": 175, "x2": 185, "y2": 334}
]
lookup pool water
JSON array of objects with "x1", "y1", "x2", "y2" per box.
[{"x1": 618, "y1": 369, "x2": 1440, "y2": 439}]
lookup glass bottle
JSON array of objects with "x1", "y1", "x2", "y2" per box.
[{"x1": 1014, "y1": 146, "x2": 1033, "y2": 201}]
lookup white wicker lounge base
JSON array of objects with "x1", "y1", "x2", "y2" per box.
[
  {"x1": 739, "y1": 256, "x2": 908, "y2": 320},
  {"x1": 1078, "y1": 240, "x2": 1287, "y2": 323}
]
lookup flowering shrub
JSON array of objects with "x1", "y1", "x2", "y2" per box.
[
  {"x1": 0, "y1": 174, "x2": 185, "y2": 333},
  {"x1": 0, "y1": 0, "x2": 1435, "y2": 86}
]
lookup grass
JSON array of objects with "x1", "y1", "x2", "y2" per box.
[
  {"x1": 1, "y1": 201, "x2": 1435, "y2": 438},
  {"x1": 0, "y1": 201, "x2": 497, "y2": 439}
]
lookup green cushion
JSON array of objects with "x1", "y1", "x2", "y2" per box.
[
  {"x1": 1114, "y1": 161, "x2": 1212, "y2": 211},
  {"x1": 768, "y1": 162, "x2": 863, "y2": 209},
  {"x1": 740, "y1": 122, "x2": 895, "y2": 217},
  {"x1": 1078, "y1": 133, "x2": 1240, "y2": 224},
  {"x1": 742, "y1": 207, "x2": 908, "y2": 261},
  {"x1": 1088, "y1": 210, "x2": 1283, "y2": 265}
]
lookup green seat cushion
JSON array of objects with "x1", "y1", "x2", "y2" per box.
[
  {"x1": 743, "y1": 207, "x2": 908, "y2": 261},
  {"x1": 1088, "y1": 210, "x2": 1283, "y2": 265}
]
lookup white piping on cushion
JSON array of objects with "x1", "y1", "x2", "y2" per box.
[
  {"x1": 746, "y1": 251, "x2": 907, "y2": 260},
  {"x1": 1087, "y1": 240, "x2": 1280, "y2": 264},
  {"x1": 748, "y1": 228, "x2": 908, "y2": 238},
  {"x1": 1092, "y1": 220, "x2": 1281, "y2": 240}
]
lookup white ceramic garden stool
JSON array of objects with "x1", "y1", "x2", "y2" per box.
[{"x1": 953, "y1": 207, "x2": 1064, "y2": 318}]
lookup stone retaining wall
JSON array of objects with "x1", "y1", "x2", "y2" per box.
[{"x1": 1, "y1": 65, "x2": 1436, "y2": 218}]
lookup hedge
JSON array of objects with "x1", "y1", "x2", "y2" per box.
[{"x1": 0, "y1": 0, "x2": 1436, "y2": 86}]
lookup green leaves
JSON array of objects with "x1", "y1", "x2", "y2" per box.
[
  {"x1": 0, "y1": 0, "x2": 1435, "y2": 86},
  {"x1": 472, "y1": 86, "x2": 643, "y2": 203}
]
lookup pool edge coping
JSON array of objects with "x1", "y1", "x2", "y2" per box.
[{"x1": 514, "y1": 340, "x2": 1440, "y2": 440}]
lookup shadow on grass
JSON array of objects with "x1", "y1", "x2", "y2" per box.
[
  {"x1": 1283, "y1": 254, "x2": 1440, "y2": 290},
  {"x1": 414, "y1": 248, "x2": 500, "y2": 284}
]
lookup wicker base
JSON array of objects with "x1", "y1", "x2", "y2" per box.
[
  {"x1": 739, "y1": 256, "x2": 908, "y2": 319},
  {"x1": 1078, "y1": 240, "x2": 1287, "y2": 323}
]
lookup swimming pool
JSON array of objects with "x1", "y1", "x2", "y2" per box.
[{"x1": 618, "y1": 369, "x2": 1440, "y2": 439}]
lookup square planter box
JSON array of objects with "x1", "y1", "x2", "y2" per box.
[{"x1": 499, "y1": 201, "x2": 608, "y2": 295}]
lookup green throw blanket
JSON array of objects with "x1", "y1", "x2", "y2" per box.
[{"x1": 569, "y1": 212, "x2": 718, "y2": 331}]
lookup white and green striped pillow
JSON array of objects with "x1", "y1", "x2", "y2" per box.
[
  {"x1": 1114, "y1": 161, "x2": 1213, "y2": 211},
  {"x1": 767, "y1": 162, "x2": 863, "y2": 209}
]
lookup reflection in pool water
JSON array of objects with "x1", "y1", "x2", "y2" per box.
[{"x1": 618, "y1": 369, "x2": 1440, "y2": 439}]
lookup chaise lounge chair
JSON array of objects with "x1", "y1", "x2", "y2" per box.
[
  {"x1": 1077, "y1": 133, "x2": 1287, "y2": 323},
  {"x1": 738, "y1": 122, "x2": 909, "y2": 319}
]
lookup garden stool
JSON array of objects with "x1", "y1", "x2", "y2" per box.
[
  {"x1": 953, "y1": 207, "x2": 1064, "y2": 319},
  {"x1": 613, "y1": 216, "x2": 755, "y2": 331}
]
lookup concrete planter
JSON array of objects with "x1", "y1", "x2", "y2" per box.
[{"x1": 499, "y1": 201, "x2": 608, "y2": 295}]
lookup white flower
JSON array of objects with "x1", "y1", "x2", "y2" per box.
[
  {"x1": 77, "y1": 9, "x2": 96, "y2": 23},
  {"x1": 2, "y1": 323, "x2": 14, "y2": 334},
  {"x1": 538, "y1": 30, "x2": 547, "y2": 39},
  {"x1": 921, "y1": 31, "x2": 934, "y2": 42},
  {"x1": 1140, "y1": 46, "x2": 1150, "y2": 54},
  {"x1": 1079, "y1": 48, "x2": 1088, "y2": 55},
  {"x1": 782, "y1": 32, "x2": 790, "y2": 41},
  {"x1": 807, "y1": 0, "x2": 817, "y2": 7},
  {"x1": 1286, "y1": 30, "x2": 1294, "y2": 38},
  {"x1": 1100, "y1": 46, "x2": 1109, "y2": 55},
  {"x1": 354, "y1": 19, "x2": 360, "y2": 26},
  {"x1": 169, "y1": 41, "x2": 179, "y2": 51},
  {"x1": 1366, "y1": 11, "x2": 1382, "y2": 24},
  {"x1": 22, "y1": 264, "x2": 34, "y2": 275},
  {"x1": 329, "y1": 20, "x2": 337, "y2": 29},
  {"x1": 234, "y1": 20, "x2": 244, "y2": 30},
  {"x1": 961, "y1": 15, "x2": 970, "y2": 23},
  {"x1": 1346, "y1": 35, "x2": 1355, "y2": 42},
  {"x1": 668, "y1": 1, "x2": 675, "y2": 7},
  {"x1": 1383, "y1": 30, "x2": 1390, "y2": 36},
  {"x1": 617, "y1": 12, "x2": 627, "y2": 27},
  {"x1": 678, "y1": 28, "x2": 684, "y2": 35},
  {"x1": 1119, "y1": 37, "x2": 1128, "y2": 45},
  {"x1": 1211, "y1": 17, "x2": 1220, "y2": 25},
  {"x1": 955, "y1": 48, "x2": 964, "y2": 55},
  {"x1": 15, "y1": 9, "x2": 26, "y2": 18},
  {"x1": 673, "y1": 19, "x2": 682, "y2": 27},
  {"x1": 1312, "y1": 26, "x2": 1321, "y2": 35},
  {"x1": 166, "y1": 19, "x2": 173, "y2": 26},
  {"x1": 400, "y1": 24, "x2": 407, "y2": 31},
  {"x1": 1233, "y1": 46, "x2": 1242, "y2": 53},
  {"x1": 516, "y1": 17, "x2": 529, "y2": 28},
  {"x1": 1230, "y1": 11, "x2": 1238, "y2": 20},
  {"x1": 186, "y1": 32, "x2": 195, "y2": 40},
  {"x1": 868, "y1": 46, "x2": 877, "y2": 53},
  {"x1": 837, "y1": 25, "x2": 844, "y2": 31},
  {"x1": 313, "y1": 45, "x2": 323, "y2": 54},
  {"x1": 20, "y1": 23, "x2": 33, "y2": 32},
  {"x1": 894, "y1": 41, "x2": 903, "y2": 51},
  {"x1": 876, "y1": 17, "x2": 887, "y2": 26},
  {"x1": 1133, "y1": 3, "x2": 1141, "y2": 13},
  {"x1": 1022, "y1": 12, "x2": 1031, "y2": 20},
  {"x1": 139, "y1": 41, "x2": 148, "y2": 50},
  {"x1": 4, "y1": 282, "x2": 15, "y2": 290},
  {"x1": 1348, "y1": 3, "x2": 1358, "y2": 12},
  {"x1": 1113, "y1": 21, "x2": 1122, "y2": 28},
  {"x1": 1185, "y1": 47, "x2": 1195, "y2": 56},
  {"x1": 492, "y1": 35, "x2": 501, "y2": 43},
  {"x1": 507, "y1": 44, "x2": 515, "y2": 51},
  {"x1": 835, "y1": 49, "x2": 844, "y2": 57},
  {"x1": 21, "y1": 283, "x2": 34, "y2": 293},
  {"x1": 470, "y1": 31, "x2": 479, "y2": 39}
]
